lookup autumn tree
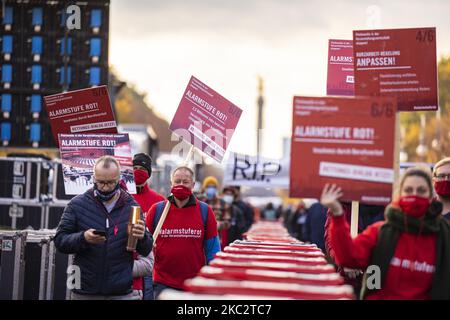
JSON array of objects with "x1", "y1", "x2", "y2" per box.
[{"x1": 400, "y1": 56, "x2": 450, "y2": 163}]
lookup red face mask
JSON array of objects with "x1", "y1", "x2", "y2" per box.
[
  {"x1": 134, "y1": 169, "x2": 149, "y2": 185},
  {"x1": 171, "y1": 185, "x2": 192, "y2": 201},
  {"x1": 434, "y1": 180, "x2": 450, "y2": 198},
  {"x1": 399, "y1": 195, "x2": 431, "y2": 218}
]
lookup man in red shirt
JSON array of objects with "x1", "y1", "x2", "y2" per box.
[
  {"x1": 133, "y1": 153, "x2": 165, "y2": 212},
  {"x1": 146, "y1": 166, "x2": 220, "y2": 299},
  {"x1": 131, "y1": 153, "x2": 165, "y2": 300}
]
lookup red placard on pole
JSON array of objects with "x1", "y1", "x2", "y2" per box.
[
  {"x1": 44, "y1": 86, "x2": 118, "y2": 145},
  {"x1": 169, "y1": 76, "x2": 243, "y2": 163},
  {"x1": 327, "y1": 39, "x2": 354, "y2": 96},
  {"x1": 353, "y1": 27, "x2": 437, "y2": 112},
  {"x1": 289, "y1": 96, "x2": 397, "y2": 205}
]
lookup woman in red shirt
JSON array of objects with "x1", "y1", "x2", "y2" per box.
[{"x1": 321, "y1": 167, "x2": 450, "y2": 300}]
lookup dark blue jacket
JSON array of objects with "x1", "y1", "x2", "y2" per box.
[
  {"x1": 304, "y1": 202, "x2": 328, "y2": 252},
  {"x1": 54, "y1": 189, "x2": 153, "y2": 296}
]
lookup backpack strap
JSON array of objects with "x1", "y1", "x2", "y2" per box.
[
  {"x1": 152, "y1": 200, "x2": 167, "y2": 232},
  {"x1": 198, "y1": 201, "x2": 209, "y2": 233},
  {"x1": 199, "y1": 201, "x2": 220, "y2": 263}
]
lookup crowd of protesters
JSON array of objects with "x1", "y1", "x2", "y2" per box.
[{"x1": 54, "y1": 153, "x2": 450, "y2": 300}]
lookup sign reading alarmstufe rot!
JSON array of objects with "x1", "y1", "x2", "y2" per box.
[
  {"x1": 44, "y1": 86, "x2": 118, "y2": 145},
  {"x1": 353, "y1": 27, "x2": 437, "y2": 112},
  {"x1": 327, "y1": 39, "x2": 354, "y2": 96},
  {"x1": 59, "y1": 133, "x2": 136, "y2": 195},
  {"x1": 169, "y1": 76, "x2": 243, "y2": 163},
  {"x1": 290, "y1": 96, "x2": 397, "y2": 205}
]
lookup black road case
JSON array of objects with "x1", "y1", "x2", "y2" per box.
[
  {"x1": 0, "y1": 200, "x2": 45, "y2": 230},
  {"x1": 0, "y1": 157, "x2": 51, "y2": 201},
  {"x1": 0, "y1": 231, "x2": 26, "y2": 299}
]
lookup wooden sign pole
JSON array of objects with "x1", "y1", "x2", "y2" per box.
[{"x1": 350, "y1": 201, "x2": 359, "y2": 238}]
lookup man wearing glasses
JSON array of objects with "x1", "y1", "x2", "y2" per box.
[
  {"x1": 433, "y1": 157, "x2": 450, "y2": 221},
  {"x1": 55, "y1": 155, "x2": 153, "y2": 300}
]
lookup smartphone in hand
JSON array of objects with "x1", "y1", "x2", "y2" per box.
[{"x1": 93, "y1": 230, "x2": 107, "y2": 238}]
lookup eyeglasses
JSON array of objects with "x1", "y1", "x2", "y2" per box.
[
  {"x1": 94, "y1": 178, "x2": 119, "y2": 187},
  {"x1": 434, "y1": 173, "x2": 450, "y2": 181}
]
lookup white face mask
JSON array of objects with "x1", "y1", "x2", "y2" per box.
[{"x1": 223, "y1": 195, "x2": 234, "y2": 205}]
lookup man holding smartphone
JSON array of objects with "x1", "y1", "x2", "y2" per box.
[{"x1": 55, "y1": 155, "x2": 153, "y2": 300}]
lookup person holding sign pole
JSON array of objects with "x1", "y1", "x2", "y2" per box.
[
  {"x1": 321, "y1": 167, "x2": 450, "y2": 300},
  {"x1": 433, "y1": 157, "x2": 450, "y2": 221},
  {"x1": 146, "y1": 166, "x2": 220, "y2": 299}
]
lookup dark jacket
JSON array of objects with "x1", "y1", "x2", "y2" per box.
[
  {"x1": 304, "y1": 202, "x2": 328, "y2": 251},
  {"x1": 234, "y1": 200, "x2": 254, "y2": 231},
  {"x1": 227, "y1": 204, "x2": 247, "y2": 244},
  {"x1": 54, "y1": 189, "x2": 153, "y2": 296}
]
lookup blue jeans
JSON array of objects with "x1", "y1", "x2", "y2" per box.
[
  {"x1": 143, "y1": 275, "x2": 154, "y2": 300},
  {"x1": 153, "y1": 282, "x2": 180, "y2": 300}
]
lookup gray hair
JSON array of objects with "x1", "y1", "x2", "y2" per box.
[
  {"x1": 94, "y1": 155, "x2": 120, "y2": 175},
  {"x1": 171, "y1": 166, "x2": 195, "y2": 182}
]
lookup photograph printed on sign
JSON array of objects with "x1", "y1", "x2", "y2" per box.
[{"x1": 58, "y1": 133, "x2": 136, "y2": 195}]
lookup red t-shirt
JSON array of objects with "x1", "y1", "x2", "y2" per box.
[
  {"x1": 131, "y1": 184, "x2": 165, "y2": 291},
  {"x1": 330, "y1": 215, "x2": 437, "y2": 300},
  {"x1": 133, "y1": 184, "x2": 165, "y2": 214},
  {"x1": 146, "y1": 197, "x2": 218, "y2": 289}
]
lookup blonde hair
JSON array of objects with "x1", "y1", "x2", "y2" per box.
[{"x1": 433, "y1": 157, "x2": 450, "y2": 176}]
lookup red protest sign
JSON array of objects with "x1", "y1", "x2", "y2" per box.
[
  {"x1": 169, "y1": 76, "x2": 243, "y2": 163},
  {"x1": 290, "y1": 96, "x2": 397, "y2": 204},
  {"x1": 44, "y1": 86, "x2": 118, "y2": 145},
  {"x1": 353, "y1": 27, "x2": 437, "y2": 112},
  {"x1": 326, "y1": 40, "x2": 354, "y2": 96}
]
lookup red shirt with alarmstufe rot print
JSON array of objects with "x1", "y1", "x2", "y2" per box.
[
  {"x1": 146, "y1": 196, "x2": 218, "y2": 289},
  {"x1": 329, "y1": 215, "x2": 436, "y2": 300}
]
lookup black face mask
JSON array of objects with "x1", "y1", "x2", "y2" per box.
[{"x1": 94, "y1": 182, "x2": 120, "y2": 202}]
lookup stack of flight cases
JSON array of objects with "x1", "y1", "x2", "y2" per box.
[
  {"x1": 0, "y1": 156, "x2": 73, "y2": 230},
  {"x1": 0, "y1": 229, "x2": 74, "y2": 300},
  {"x1": 0, "y1": 156, "x2": 75, "y2": 299},
  {"x1": 45, "y1": 159, "x2": 73, "y2": 229},
  {"x1": 0, "y1": 156, "x2": 51, "y2": 230}
]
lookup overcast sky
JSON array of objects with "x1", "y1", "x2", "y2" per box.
[{"x1": 109, "y1": 0, "x2": 450, "y2": 159}]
